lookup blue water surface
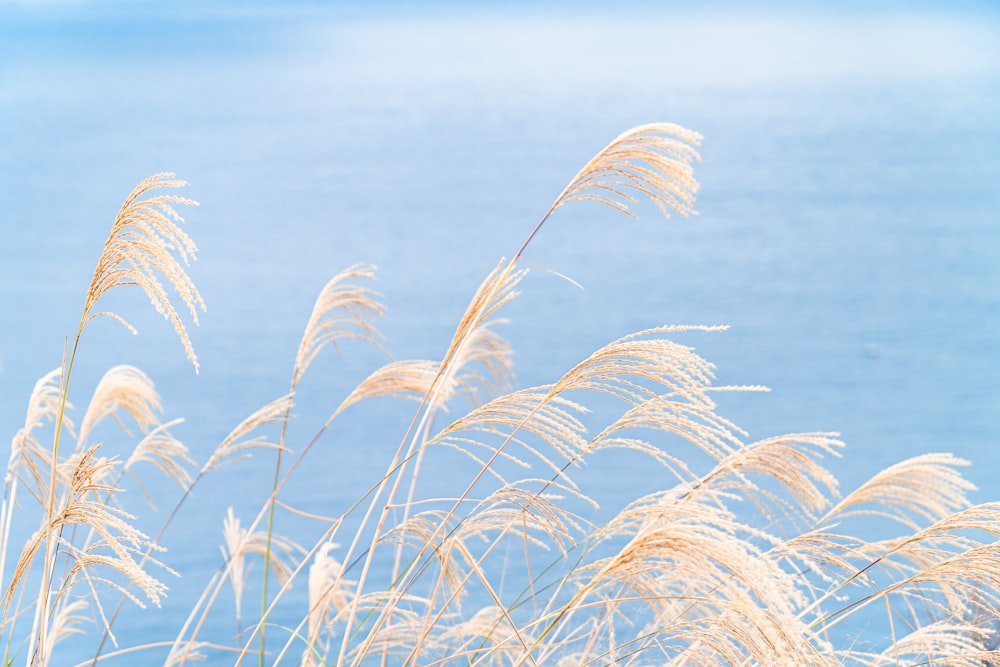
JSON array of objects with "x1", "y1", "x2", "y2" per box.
[{"x1": 0, "y1": 2, "x2": 998, "y2": 664}]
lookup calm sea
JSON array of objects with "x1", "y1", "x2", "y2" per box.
[{"x1": 1, "y1": 3, "x2": 998, "y2": 664}]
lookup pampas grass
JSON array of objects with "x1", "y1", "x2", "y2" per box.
[{"x1": 3, "y1": 123, "x2": 999, "y2": 666}]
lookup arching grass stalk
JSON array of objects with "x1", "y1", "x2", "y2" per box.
[
  {"x1": 11, "y1": 173, "x2": 201, "y2": 666},
  {"x1": 258, "y1": 395, "x2": 295, "y2": 666},
  {"x1": 28, "y1": 334, "x2": 78, "y2": 665},
  {"x1": 257, "y1": 265, "x2": 384, "y2": 666}
]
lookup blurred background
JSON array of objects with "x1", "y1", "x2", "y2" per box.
[{"x1": 1, "y1": 0, "x2": 998, "y2": 661}]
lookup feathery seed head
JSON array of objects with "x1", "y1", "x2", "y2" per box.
[
  {"x1": 516, "y1": 123, "x2": 702, "y2": 259},
  {"x1": 84, "y1": 173, "x2": 203, "y2": 371},
  {"x1": 307, "y1": 541, "x2": 353, "y2": 640},
  {"x1": 125, "y1": 417, "x2": 194, "y2": 494},
  {"x1": 294, "y1": 263, "x2": 385, "y2": 386},
  {"x1": 553, "y1": 122, "x2": 702, "y2": 219},
  {"x1": 200, "y1": 393, "x2": 293, "y2": 475},
  {"x1": 9, "y1": 368, "x2": 70, "y2": 503},
  {"x1": 78, "y1": 364, "x2": 162, "y2": 446}
]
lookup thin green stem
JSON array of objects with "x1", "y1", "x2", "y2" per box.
[
  {"x1": 33, "y1": 328, "x2": 82, "y2": 666},
  {"x1": 259, "y1": 391, "x2": 295, "y2": 667}
]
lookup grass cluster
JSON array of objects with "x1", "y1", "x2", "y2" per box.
[{"x1": 4, "y1": 124, "x2": 999, "y2": 666}]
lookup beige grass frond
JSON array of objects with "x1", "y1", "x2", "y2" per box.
[
  {"x1": 294, "y1": 263, "x2": 386, "y2": 385},
  {"x1": 78, "y1": 364, "x2": 162, "y2": 446},
  {"x1": 796, "y1": 504, "x2": 1000, "y2": 645},
  {"x1": 343, "y1": 591, "x2": 435, "y2": 660},
  {"x1": 590, "y1": 431, "x2": 842, "y2": 538},
  {"x1": 429, "y1": 388, "x2": 589, "y2": 481},
  {"x1": 83, "y1": 172, "x2": 203, "y2": 370},
  {"x1": 334, "y1": 359, "x2": 446, "y2": 419},
  {"x1": 200, "y1": 393, "x2": 294, "y2": 475},
  {"x1": 439, "y1": 261, "x2": 525, "y2": 386},
  {"x1": 593, "y1": 395, "x2": 746, "y2": 465},
  {"x1": 551, "y1": 332, "x2": 719, "y2": 407},
  {"x1": 341, "y1": 315, "x2": 514, "y2": 446},
  {"x1": 578, "y1": 490, "x2": 812, "y2": 630},
  {"x1": 387, "y1": 481, "x2": 587, "y2": 600},
  {"x1": 819, "y1": 543, "x2": 1000, "y2": 637},
  {"x1": 771, "y1": 530, "x2": 872, "y2": 593},
  {"x1": 42, "y1": 599, "x2": 88, "y2": 660},
  {"x1": 856, "y1": 504, "x2": 1000, "y2": 608},
  {"x1": 61, "y1": 447, "x2": 154, "y2": 536},
  {"x1": 781, "y1": 506, "x2": 1000, "y2": 639},
  {"x1": 447, "y1": 318, "x2": 516, "y2": 408},
  {"x1": 7, "y1": 367, "x2": 70, "y2": 505},
  {"x1": 308, "y1": 541, "x2": 353, "y2": 621},
  {"x1": 588, "y1": 436, "x2": 705, "y2": 489},
  {"x1": 221, "y1": 508, "x2": 248, "y2": 615},
  {"x1": 820, "y1": 453, "x2": 976, "y2": 531},
  {"x1": 906, "y1": 501, "x2": 1000, "y2": 542},
  {"x1": 516, "y1": 124, "x2": 701, "y2": 258},
  {"x1": 124, "y1": 417, "x2": 194, "y2": 492},
  {"x1": 554, "y1": 122, "x2": 701, "y2": 216},
  {"x1": 56, "y1": 448, "x2": 120, "y2": 496},
  {"x1": 10, "y1": 367, "x2": 66, "y2": 458},
  {"x1": 303, "y1": 541, "x2": 354, "y2": 665},
  {"x1": 544, "y1": 487, "x2": 836, "y2": 666},
  {"x1": 221, "y1": 507, "x2": 302, "y2": 597},
  {"x1": 221, "y1": 506, "x2": 304, "y2": 652},
  {"x1": 164, "y1": 641, "x2": 210, "y2": 665},
  {"x1": 64, "y1": 552, "x2": 168, "y2": 610},
  {"x1": 442, "y1": 605, "x2": 534, "y2": 664},
  {"x1": 1, "y1": 369, "x2": 69, "y2": 620},
  {"x1": 872, "y1": 620, "x2": 1000, "y2": 667},
  {"x1": 665, "y1": 601, "x2": 838, "y2": 667},
  {"x1": 456, "y1": 481, "x2": 585, "y2": 556},
  {"x1": 46, "y1": 447, "x2": 173, "y2": 609},
  {"x1": 703, "y1": 433, "x2": 844, "y2": 523},
  {"x1": 384, "y1": 511, "x2": 467, "y2": 596},
  {"x1": 620, "y1": 324, "x2": 730, "y2": 339}
]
